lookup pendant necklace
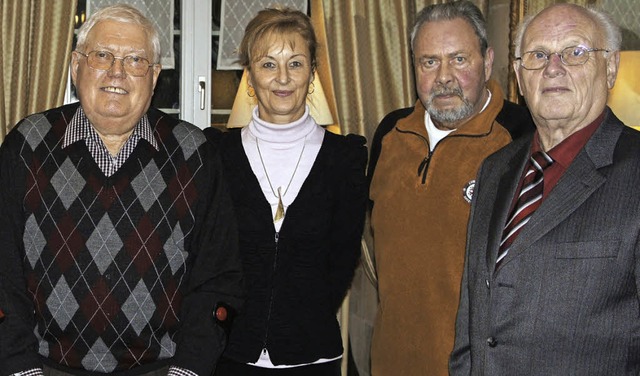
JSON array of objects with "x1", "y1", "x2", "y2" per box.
[{"x1": 256, "y1": 137, "x2": 306, "y2": 223}]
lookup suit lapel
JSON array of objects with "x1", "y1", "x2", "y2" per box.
[{"x1": 498, "y1": 111, "x2": 623, "y2": 270}]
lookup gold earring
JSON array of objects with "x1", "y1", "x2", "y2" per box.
[
  {"x1": 247, "y1": 86, "x2": 255, "y2": 97},
  {"x1": 308, "y1": 82, "x2": 315, "y2": 95}
]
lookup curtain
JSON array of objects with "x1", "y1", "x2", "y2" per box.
[
  {"x1": 322, "y1": 0, "x2": 414, "y2": 142},
  {"x1": 507, "y1": 0, "x2": 527, "y2": 103},
  {"x1": 0, "y1": 0, "x2": 77, "y2": 139}
]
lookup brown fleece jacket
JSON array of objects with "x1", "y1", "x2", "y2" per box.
[{"x1": 370, "y1": 80, "x2": 513, "y2": 376}]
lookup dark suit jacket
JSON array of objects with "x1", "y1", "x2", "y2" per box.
[{"x1": 450, "y1": 108, "x2": 640, "y2": 375}]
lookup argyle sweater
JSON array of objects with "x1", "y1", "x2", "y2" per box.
[{"x1": 0, "y1": 103, "x2": 243, "y2": 376}]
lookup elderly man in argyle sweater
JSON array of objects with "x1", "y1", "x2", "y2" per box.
[{"x1": 0, "y1": 4, "x2": 243, "y2": 376}]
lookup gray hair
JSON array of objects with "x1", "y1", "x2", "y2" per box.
[
  {"x1": 410, "y1": 1, "x2": 489, "y2": 56},
  {"x1": 514, "y1": 4, "x2": 621, "y2": 57},
  {"x1": 76, "y1": 4, "x2": 161, "y2": 63}
]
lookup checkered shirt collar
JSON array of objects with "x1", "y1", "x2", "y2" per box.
[{"x1": 62, "y1": 106, "x2": 159, "y2": 151}]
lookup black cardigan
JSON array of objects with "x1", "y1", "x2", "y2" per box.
[{"x1": 205, "y1": 128, "x2": 367, "y2": 365}]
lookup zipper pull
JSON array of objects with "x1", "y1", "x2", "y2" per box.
[
  {"x1": 417, "y1": 156, "x2": 428, "y2": 177},
  {"x1": 417, "y1": 156, "x2": 428, "y2": 176},
  {"x1": 274, "y1": 232, "x2": 279, "y2": 244}
]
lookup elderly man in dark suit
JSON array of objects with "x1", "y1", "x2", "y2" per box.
[{"x1": 450, "y1": 3, "x2": 640, "y2": 375}]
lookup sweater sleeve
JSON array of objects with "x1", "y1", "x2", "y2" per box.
[
  {"x1": 327, "y1": 134, "x2": 368, "y2": 311},
  {"x1": 368, "y1": 107, "x2": 414, "y2": 208},
  {"x1": 172, "y1": 138, "x2": 244, "y2": 376},
  {"x1": 0, "y1": 130, "x2": 44, "y2": 375}
]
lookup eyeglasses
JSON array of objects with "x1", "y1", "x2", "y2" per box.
[
  {"x1": 76, "y1": 50, "x2": 155, "y2": 77},
  {"x1": 516, "y1": 46, "x2": 609, "y2": 70}
]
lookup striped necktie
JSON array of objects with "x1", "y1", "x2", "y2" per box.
[{"x1": 496, "y1": 151, "x2": 554, "y2": 268}]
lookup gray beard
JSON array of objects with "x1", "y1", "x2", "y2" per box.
[{"x1": 426, "y1": 88, "x2": 475, "y2": 126}]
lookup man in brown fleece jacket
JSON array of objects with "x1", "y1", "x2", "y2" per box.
[{"x1": 368, "y1": 2, "x2": 534, "y2": 375}]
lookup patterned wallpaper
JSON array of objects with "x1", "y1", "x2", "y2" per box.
[
  {"x1": 526, "y1": 0, "x2": 640, "y2": 50},
  {"x1": 599, "y1": 0, "x2": 640, "y2": 50}
]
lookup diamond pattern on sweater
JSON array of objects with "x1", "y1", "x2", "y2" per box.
[
  {"x1": 82, "y1": 338, "x2": 117, "y2": 373},
  {"x1": 36, "y1": 323, "x2": 50, "y2": 356},
  {"x1": 160, "y1": 332, "x2": 177, "y2": 357},
  {"x1": 46, "y1": 276, "x2": 79, "y2": 330},
  {"x1": 132, "y1": 160, "x2": 166, "y2": 211},
  {"x1": 87, "y1": 214, "x2": 123, "y2": 274},
  {"x1": 165, "y1": 224, "x2": 187, "y2": 274},
  {"x1": 24, "y1": 214, "x2": 47, "y2": 268},
  {"x1": 80, "y1": 276, "x2": 120, "y2": 334},
  {"x1": 18, "y1": 114, "x2": 51, "y2": 150},
  {"x1": 172, "y1": 125, "x2": 204, "y2": 161},
  {"x1": 123, "y1": 280, "x2": 156, "y2": 335},
  {"x1": 50, "y1": 158, "x2": 87, "y2": 209},
  {"x1": 126, "y1": 214, "x2": 164, "y2": 276},
  {"x1": 44, "y1": 213, "x2": 86, "y2": 274}
]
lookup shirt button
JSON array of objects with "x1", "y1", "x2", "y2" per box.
[{"x1": 487, "y1": 337, "x2": 498, "y2": 347}]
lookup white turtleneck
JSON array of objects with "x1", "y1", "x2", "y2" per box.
[{"x1": 242, "y1": 105, "x2": 325, "y2": 233}]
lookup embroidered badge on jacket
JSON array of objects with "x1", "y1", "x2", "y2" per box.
[{"x1": 462, "y1": 180, "x2": 475, "y2": 203}]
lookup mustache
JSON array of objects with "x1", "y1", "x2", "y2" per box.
[{"x1": 429, "y1": 86, "x2": 464, "y2": 98}]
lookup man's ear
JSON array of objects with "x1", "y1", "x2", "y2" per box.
[
  {"x1": 70, "y1": 51, "x2": 80, "y2": 86},
  {"x1": 484, "y1": 47, "x2": 494, "y2": 81},
  {"x1": 606, "y1": 50, "x2": 620, "y2": 89},
  {"x1": 513, "y1": 61, "x2": 524, "y2": 96},
  {"x1": 152, "y1": 63, "x2": 162, "y2": 89}
]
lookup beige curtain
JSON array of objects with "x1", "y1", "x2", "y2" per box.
[
  {"x1": 0, "y1": 0, "x2": 77, "y2": 140},
  {"x1": 322, "y1": 0, "x2": 416, "y2": 142}
]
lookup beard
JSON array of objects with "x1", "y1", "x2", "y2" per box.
[{"x1": 425, "y1": 86, "x2": 475, "y2": 127}]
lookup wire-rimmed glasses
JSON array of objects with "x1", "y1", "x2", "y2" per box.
[
  {"x1": 76, "y1": 50, "x2": 155, "y2": 77},
  {"x1": 516, "y1": 46, "x2": 609, "y2": 70}
]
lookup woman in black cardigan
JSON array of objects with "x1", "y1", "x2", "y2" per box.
[{"x1": 206, "y1": 6, "x2": 367, "y2": 376}]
